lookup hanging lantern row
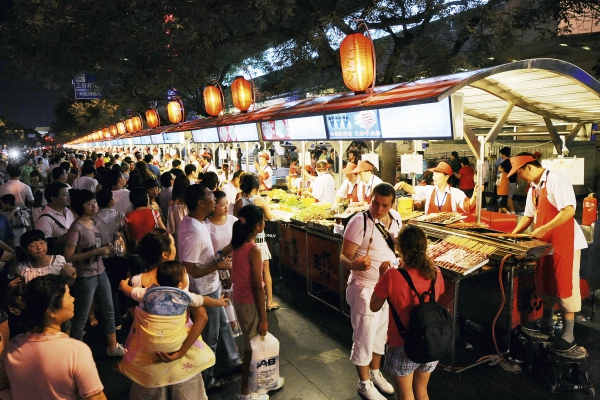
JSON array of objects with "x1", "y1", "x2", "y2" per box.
[{"x1": 76, "y1": 28, "x2": 374, "y2": 146}]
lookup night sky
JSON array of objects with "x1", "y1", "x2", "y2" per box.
[{"x1": 0, "y1": 60, "x2": 61, "y2": 129}]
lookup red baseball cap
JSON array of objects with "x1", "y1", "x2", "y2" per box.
[
  {"x1": 507, "y1": 155, "x2": 536, "y2": 177},
  {"x1": 428, "y1": 161, "x2": 453, "y2": 176},
  {"x1": 351, "y1": 160, "x2": 374, "y2": 173},
  {"x1": 258, "y1": 151, "x2": 270, "y2": 161},
  {"x1": 341, "y1": 162, "x2": 357, "y2": 174}
]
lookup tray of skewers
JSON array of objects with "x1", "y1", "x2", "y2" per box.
[
  {"x1": 413, "y1": 212, "x2": 465, "y2": 225},
  {"x1": 427, "y1": 235, "x2": 498, "y2": 275}
]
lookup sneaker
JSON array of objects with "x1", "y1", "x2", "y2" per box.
[
  {"x1": 106, "y1": 343, "x2": 125, "y2": 357},
  {"x1": 521, "y1": 321, "x2": 553, "y2": 336},
  {"x1": 257, "y1": 377, "x2": 285, "y2": 394},
  {"x1": 357, "y1": 381, "x2": 387, "y2": 400},
  {"x1": 551, "y1": 338, "x2": 577, "y2": 352},
  {"x1": 239, "y1": 393, "x2": 269, "y2": 400},
  {"x1": 370, "y1": 370, "x2": 394, "y2": 395}
]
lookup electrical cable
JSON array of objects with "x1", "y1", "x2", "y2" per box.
[{"x1": 491, "y1": 253, "x2": 512, "y2": 364}]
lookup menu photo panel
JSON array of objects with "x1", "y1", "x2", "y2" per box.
[{"x1": 325, "y1": 110, "x2": 382, "y2": 139}]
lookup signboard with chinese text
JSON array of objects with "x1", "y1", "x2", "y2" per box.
[{"x1": 73, "y1": 73, "x2": 102, "y2": 100}]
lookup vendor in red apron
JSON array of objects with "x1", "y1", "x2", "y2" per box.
[
  {"x1": 254, "y1": 151, "x2": 273, "y2": 191},
  {"x1": 394, "y1": 161, "x2": 477, "y2": 215},
  {"x1": 510, "y1": 153, "x2": 587, "y2": 354},
  {"x1": 346, "y1": 161, "x2": 383, "y2": 213},
  {"x1": 332, "y1": 162, "x2": 365, "y2": 211}
]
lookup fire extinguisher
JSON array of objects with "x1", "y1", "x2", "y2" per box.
[{"x1": 582, "y1": 193, "x2": 598, "y2": 226}]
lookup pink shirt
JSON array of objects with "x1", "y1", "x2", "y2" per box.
[
  {"x1": 3, "y1": 331, "x2": 103, "y2": 399},
  {"x1": 231, "y1": 242, "x2": 261, "y2": 305}
]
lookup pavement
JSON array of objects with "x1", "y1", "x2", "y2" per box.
[{"x1": 88, "y1": 262, "x2": 600, "y2": 400}]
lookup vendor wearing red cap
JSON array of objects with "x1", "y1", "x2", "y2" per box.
[
  {"x1": 200, "y1": 150, "x2": 217, "y2": 174},
  {"x1": 254, "y1": 151, "x2": 273, "y2": 191},
  {"x1": 510, "y1": 153, "x2": 587, "y2": 354},
  {"x1": 332, "y1": 162, "x2": 365, "y2": 211},
  {"x1": 303, "y1": 160, "x2": 336, "y2": 203},
  {"x1": 394, "y1": 161, "x2": 478, "y2": 215},
  {"x1": 354, "y1": 161, "x2": 383, "y2": 203}
]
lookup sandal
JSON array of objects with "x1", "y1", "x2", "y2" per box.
[
  {"x1": 267, "y1": 302, "x2": 280, "y2": 311},
  {"x1": 88, "y1": 314, "x2": 99, "y2": 327}
]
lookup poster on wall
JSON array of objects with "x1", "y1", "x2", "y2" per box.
[
  {"x1": 541, "y1": 158, "x2": 585, "y2": 185},
  {"x1": 325, "y1": 110, "x2": 382, "y2": 139}
]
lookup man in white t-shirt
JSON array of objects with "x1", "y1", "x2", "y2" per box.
[
  {"x1": 107, "y1": 170, "x2": 132, "y2": 215},
  {"x1": 0, "y1": 165, "x2": 34, "y2": 209},
  {"x1": 72, "y1": 165, "x2": 100, "y2": 193},
  {"x1": 340, "y1": 183, "x2": 401, "y2": 400},
  {"x1": 35, "y1": 182, "x2": 75, "y2": 255},
  {"x1": 178, "y1": 184, "x2": 232, "y2": 394}
]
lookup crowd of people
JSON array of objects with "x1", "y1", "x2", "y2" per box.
[{"x1": 0, "y1": 147, "x2": 288, "y2": 400}]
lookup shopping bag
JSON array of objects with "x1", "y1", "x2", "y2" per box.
[{"x1": 248, "y1": 332, "x2": 280, "y2": 393}]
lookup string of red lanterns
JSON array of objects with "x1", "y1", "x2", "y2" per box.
[{"x1": 77, "y1": 29, "x2": 375, "y2": 145}]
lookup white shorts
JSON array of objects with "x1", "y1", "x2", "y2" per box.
[
  {"x1": 346, "y1": 281, "x2": 388, "y2": 366},
  {"x1": 539, "y1": 250, "x2": 581, "y2": 313},
  {"x1": 256, "y1": 241, "x2": 271, "y2": 262}
]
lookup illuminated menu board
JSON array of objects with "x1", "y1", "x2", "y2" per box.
[
  {"x1": 325, "y1": 110, "x2": 382, "y2": 139},
  {"x1": 260, "y1": 116, "x2": 327, "y2": 141},
  {"x1": 378, "y1": 97, "x2": 453, "y2": 139},
  {"x1": 191, "y1": 128, "x2": 220, "y2": 143},
  {"x1": 162, "y1": 131, "x2": 183, "y2": 144},
  {"x1": 133, "y1": 137, "x2": 142, "y2": 145},
  {"x1": 140, "y1": 135, "x2": 152, "y2": 145},
  {"x1": 151, "y1": 134, "x2": 164, "y2": 144},
  {"x1": 218, "y1": 123, "x2": 259, "y2": 142}
]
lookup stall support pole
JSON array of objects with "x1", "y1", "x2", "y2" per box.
[
  {"x1": 476, "y1": 137, "x2": 485, "y2": 224},
  {"x1": 339, "y1": 141, "x2": 345, "y2": 188},
  {"x1": 245, "y1": 142, "x2": 250, "y2": 173},
  {"x1": 370, "y1": 140, "x2": 375, "y2": 154},
  {"x1": 301, "y1": 141, "x2": 306, "y2": 191}
]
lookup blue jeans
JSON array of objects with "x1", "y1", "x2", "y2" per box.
[
  {"x1": 71, "y1": 271, "x2": 116, "y2": 341},
  {"x1": 202, "y1": 287, "x2": 240, "y2": 388}
]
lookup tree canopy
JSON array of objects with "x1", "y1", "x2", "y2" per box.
[{"x1": 2, "y1": 0, "x2": 599, "y2": 136}]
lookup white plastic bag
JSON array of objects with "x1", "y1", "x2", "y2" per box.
[{"x1": 249, "y1": 332, "x2": 280, "y2": 393}]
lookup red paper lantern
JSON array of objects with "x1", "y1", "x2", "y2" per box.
[
  {"x1": 340, "y1": 32, "x2": 374, "y2": 93},
  {"x1": 132, "y1": 115, "x2": 143, "y2": 132},
  {"x1": 231, "y1": 76, "x2": 252, "y2": 112},
  {"x1": 126, "y1": 118, "x2": 135, "y2": 134},
  {"x1": 109, "y1": 125, "x2": 118, "y2": 137},
  {"x1": 167, "y1": 99, "x2": 184, "y2": 124},
  {"x1": 117, "y1": 121, "x2": 126, "y2": 135},
  {"x1": 203, "y1": 85, "x2": 223, "y2": 117},
  {"x1": 146, "y1": 109, "x2": 160, "y2": 128},
  {"x1": 102, "y1": 128, "x2": 111, "y2": 139}
]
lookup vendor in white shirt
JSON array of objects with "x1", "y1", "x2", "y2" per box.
[
  {"x1": 303, "y1": 160, "x2": 336, "y2": 203},
  {"x1": 332, "y1": 162, "x2": 364, "y2": 211},
  {"x1": 394, "y1": 161, "x2": 477, "y2": 215},
  {"x1": 254, "y1": 151, "x2": 273, "y2": 191}
]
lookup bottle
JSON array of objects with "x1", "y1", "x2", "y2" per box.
[{"x1": 217, "y1": 250, "x2": 230, "y2": 287}]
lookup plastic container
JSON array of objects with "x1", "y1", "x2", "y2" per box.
[{"x1": 397, "y1": 196, "x2": 414, "y2": 214}]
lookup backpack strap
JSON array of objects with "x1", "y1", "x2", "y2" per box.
[
  {"x1": 398, "y1": 268, "x2": 436, "y2": 304},
  {"x1": 38, "y1": 213, "x2": 67, "y2": 230}
]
